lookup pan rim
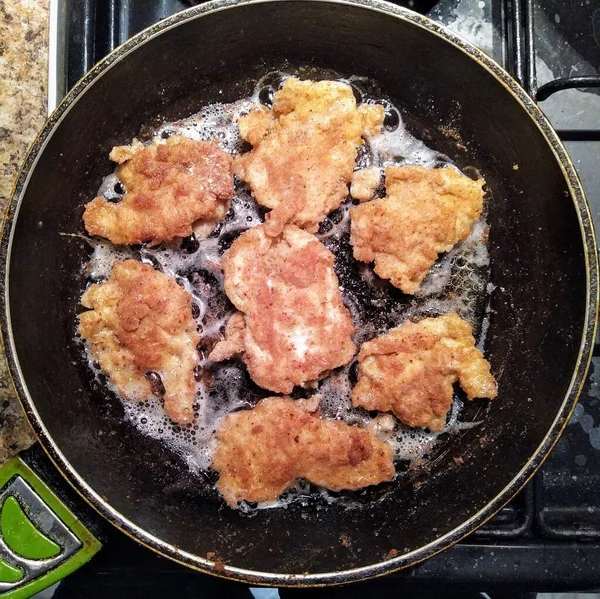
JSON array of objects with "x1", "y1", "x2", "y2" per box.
[{"x1": 1, "y1": 0, "x2": 598, "y2": 587}]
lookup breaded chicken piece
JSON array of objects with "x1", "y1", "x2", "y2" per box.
[
  {"x1": 350, "y1": 166, "x2": 485, "y2": 294},
  {"x1": 235, "y1": 78, "x2": 384, "y2": 236},
  {"x1": 352, "y1": 313, "x2": 497, "y2": 431},
  {"x1": 209, "y1": 225, "x2": 356, "y2": 393},
  {"x1": 83, "y1": 136, "x2": 233, "y2": 245},
  {"x1": 212, "y1": 396, "x2": 395, "y2": 507},
  {"x1": 350, "y1": 167, "x2": 382, "y2": 202},
  {"x1": 78, "y1": 259, "x2": 200, "y2": 424}
]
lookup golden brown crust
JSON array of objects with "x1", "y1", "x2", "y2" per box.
[
  {"x1": 350, "y1": 167, "x2": 382, "y2": 202},
  {"x1": 83, "y1": 136, "x2": 233, "y2": 245},
  {"x1": 350, "y1": 166, "x2": 485, "y2": 294},
  {"x1": 206, "y1": 312, "x2": 246, "y2": 362},
  {"x1": 235, "y1": 78, "x2": 384, "y2": 236},
  {"x1": 212, "y1": 396, "x2": 395, "y2": 507},
  {"x1": 351, "y1": 313, "x2": 497, "y2": 431},
  {"x1": 209, "y1": 225, "x2": 356, "y2": 393},
  {"x1": 78, "y1": 259, "x2": 200, "y2": 424}
]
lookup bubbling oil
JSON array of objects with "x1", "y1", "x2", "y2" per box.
[{"x1": 80, "y1": 72, "x2": 492, "y2": 507}]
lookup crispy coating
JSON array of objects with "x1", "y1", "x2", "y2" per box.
[
  {"x1": 352, "y1": 313, "x2": 497, "y2": 431},
  {"x1": 212, "y1": 396, "x2": 395, "y2": 507},
  {"x1": 350, "y1": 167, "x2": 382, "y2": 202},
  {"x1": 78, "y1": 259, "x2": 200, "y2": 424},
  {"x1": 235, "y1": 78, "x2": 384, "y2": 236},
  {"x1": 206, "y1": 312, "x2": 246, "y2": 363},
  {"x1": 350, "y1": 166, "x2": 485, "y2": 294},
  {"x1": 209, "y1": 225, "x2": 356, "y2": 393},
  {"x1": 83, "y1": 136, "x2": 233, "y2": 245}
]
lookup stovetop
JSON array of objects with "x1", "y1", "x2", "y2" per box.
[{"x1": 45, "y1": 0, "x2": 600, "y2": 596}]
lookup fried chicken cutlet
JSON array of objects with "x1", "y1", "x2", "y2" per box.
[
  {"x1": 78, "y1": 259, "x2": 200, "y2": 424},
  {"x1": 352, "y1": 313, "x2": 497, "y2": 431},
  {"x1": 235, "y1": 77, "x2": 384, "y2": 236},
  {"x1": 212, "y1": 396, "x2": 395, "y2": 507},
  {"x1": 209, "y1": 225, "x2": 356, "y2": 393},
  {"x1": 83, "y1": 136, "x2": 233, "y2": 245},
  {"x1": 350, "y1": 166, "x2": 485, "y2": 294}
]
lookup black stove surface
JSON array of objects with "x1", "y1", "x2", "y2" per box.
[{"x1": 46, "y1": 0, "x2": 600, "y2": 596}]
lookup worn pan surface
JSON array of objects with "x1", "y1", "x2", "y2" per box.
[{"x1": 1, "y1": 0, "x2": 597, "y2": 586}]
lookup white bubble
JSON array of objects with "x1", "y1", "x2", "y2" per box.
[{"x1": 589, "y1": 428, "x2": 600, "y2": 450}]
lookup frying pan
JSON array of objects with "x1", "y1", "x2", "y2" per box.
[{"x1": 0, "y1": 0, "x2": 598, "y2": 592}]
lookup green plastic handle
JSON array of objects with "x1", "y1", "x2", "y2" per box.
[{"x1": 0, "y1": 457, "x2": 101, "y2": 598}]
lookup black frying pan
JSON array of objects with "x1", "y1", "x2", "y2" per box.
[{"x1": 1, "y1": 0, "x2": 598, "y2": 589}]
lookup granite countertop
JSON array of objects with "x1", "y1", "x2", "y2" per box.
[{"x1": 0, "y1": 0, "x2": 50, "y2": 460}]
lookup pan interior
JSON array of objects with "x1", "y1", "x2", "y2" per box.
[{"x1": 5, "y1": 1, "x2": 588, "y2": 578}]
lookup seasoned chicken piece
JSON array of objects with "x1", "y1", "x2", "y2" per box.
[
  {"x1": 235, "y1": 77, "x2": 384, "y2": 236},
  {"x1": 78, "y1": 259, "x2": 200, "y2": 424},
  {"x1": 352, "y1": 313, "x2": 497, "y2": 431},
  {"x1": 350, "y1": 166, "x2": 485, "y2": 294},
  {"x1": 209, "y1": 225, "x2": 356, "y2": 393},
  {"x1": 350, "y1": 167, "x2": 382, "y2": 202},
  {"x1": 207, "y1": 312, "x2": 246, "y2": 363},
  {"x1": 83, "y1": 136, "x2": 233, "y2": 245},
  {"x1": 212, "y1": 396, "x2": 395, "y2": 507}
]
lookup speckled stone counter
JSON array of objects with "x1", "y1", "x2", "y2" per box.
[{"x1": 0, "y1": 0, "x2": 50, "y2": 460}]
